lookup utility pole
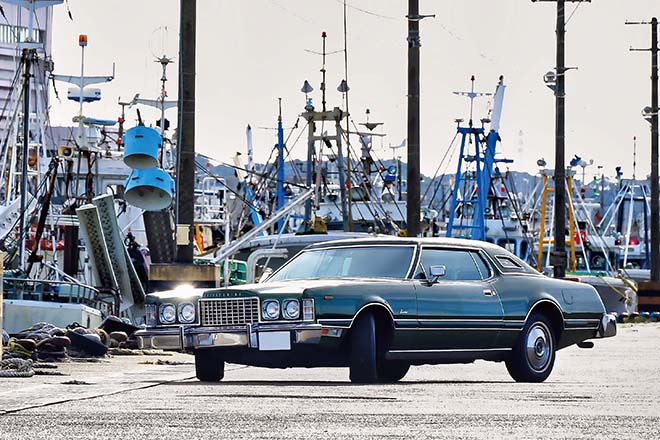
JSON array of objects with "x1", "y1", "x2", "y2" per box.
[
  {"x1": 627, "y1": 17, "x2": 659, "y2": 283},
  {"x1": 552, "y1": 0, "x2": 567, "y2": 279},
  {"x1": 406, "y1": 0, "x2": 420, "y2": 237},
  {"x1": 652, "y1": 19, "x2": 658, "y2": 281},
  {"x1": 533, "y1": 0, "x2": 589, "y2": 278},
  {"x1": 175, "y1": 0, "x2": 196, "y2": 263},
  {"x1": 406, "y1": 1, "x2": 433, "y2": 237}
]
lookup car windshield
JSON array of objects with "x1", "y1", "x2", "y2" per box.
[{"x1": 267, "y1": 245, "x2": 415, "y2": 281}]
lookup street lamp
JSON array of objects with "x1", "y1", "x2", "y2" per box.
[
  {"x1": 301, "y1": 80, "x2": 314, "y2": 110},
  {"x1": 543, "y1": 71, "x2": 556, "y2": 91},
  {"x1": 642, "y1": 105, "x2": 656, "y2": 123}
]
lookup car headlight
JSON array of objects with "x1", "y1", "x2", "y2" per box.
[
  {"x1": 178, "y1": 302, "x2": 196, "y2": 323},
  {"x1": 159, "y1": 303, "x2": 176, "y2": 324},
  {"x1": 262, "y1": 300, "x2": 280, "y2": 320},
  {"x1": 302, "y1": 298, "x2": 315, "y2": 321},
  {"x1": 282, "y1": 299, "x2": 300, "y2": 320},
  {"x1": 145, "y1": 304, "x2": 157, "y2": 326}
]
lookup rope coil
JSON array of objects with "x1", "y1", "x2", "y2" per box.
[{"x1": 0, "y1": 358, "x2": 34, "y2": 378}]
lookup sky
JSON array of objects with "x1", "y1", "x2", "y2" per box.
[{"x1": 45, "y1": 0, "x2": 660, "y2": 180}]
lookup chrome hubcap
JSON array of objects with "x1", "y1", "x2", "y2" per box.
[{"x1": 525, "y1": 323, "x2": 551, "y2": 372}]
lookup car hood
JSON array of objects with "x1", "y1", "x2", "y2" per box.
[{"x1": 202, "y1": 278, "x2": 400, "y2": 300}]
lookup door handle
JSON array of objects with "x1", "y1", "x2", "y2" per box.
[{"x1": 483, "y1": 289, "x2": 495, "y2": 296}]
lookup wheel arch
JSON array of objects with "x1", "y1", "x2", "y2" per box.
[
  {"x1": 526, "y1": 299, "x2": 564, "y2": 340},
  {"x1": 349, "y1": 303, "x2": 395, "y2": 347}
]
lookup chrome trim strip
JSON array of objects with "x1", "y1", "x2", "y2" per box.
[
  {"x1": 317, "y1": 319, "x2": 352, "y2": 325},
  {"x1": 388, "y1": 348, "x2": 512, "y2": 354},
  {"x1": 394, "y1": 318, "x2": 524, "y2": 323},
  {"x1": 564, "y1": 327, "x2": 599, "y2": 331},
  {"x1": 395, "y1": 327, "x2": 520, "y2": 331}
]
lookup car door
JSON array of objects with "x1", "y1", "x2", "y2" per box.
[{"x1": 412, "y1": 247, "x2": 503, "y2": 350}]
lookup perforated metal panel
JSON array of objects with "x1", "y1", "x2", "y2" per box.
[
  {"x1": 92, "y1": 194, "x2": 134, "y2": 310},
  {"x1": 143, "y1": 210, "x2": 174, "y2": 264},
  {"x1": 76, "y1": 204, "x2": 118, "y2": 292},
  {"x1": 92, "y1": 194, "x2": 146, "y2": 306}
]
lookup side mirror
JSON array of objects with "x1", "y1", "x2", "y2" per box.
[{"x1": 428, "y1": 265, "x2": 446, "y2": 285}]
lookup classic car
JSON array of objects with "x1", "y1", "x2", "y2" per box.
[{"x1": 134, "y1": 237, "x2": 616, "y2": 383}]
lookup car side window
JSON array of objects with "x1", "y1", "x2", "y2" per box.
[
  {"x1": 471, "y1": 252, "x2": 491, "y2": 279},
  {"x1": 414, "y1": 249, "x2": 483, "y2": 281}
]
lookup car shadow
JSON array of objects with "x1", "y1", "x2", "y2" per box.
[{"x1": 165, "y1": 379, "x2": 513, "y2": 387}]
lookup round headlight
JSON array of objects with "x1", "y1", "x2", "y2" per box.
[
  {"x1": 159, "y1": 303, "x2": 176, "y2": 324},
  {"x1": 282, "y1": 299, "x2": 300, "y2": 320},
  {"x1": 178, "y1": 302, "x2": 196, "y2": 323},
  {"x1": 262, "y1": 300, "x2": 280, "y2": 320}
]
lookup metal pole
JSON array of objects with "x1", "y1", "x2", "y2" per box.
[
  {"x1": 175, "y1": 0, "x2": 196, "y2": 263},
  {"x1": 79, "y1": 45, "x2": 85, "y2": 116},
  {"x1": 159, "y1": 59, "x2": 168, "y2": 167},
  {"x1": 397, "y1": 156, "x2": 402, "y2": 201},
  {"x1": 335, "y1": 116, "x2": 349, "y2": 231},
  {"x1": 343, "y1": 0, "x2": 353, "y2": 231},
  {"x1": 19, "y1": 49, "x2": 31, "y2": 269},
  {"x1": 276, "y1": 99, "x2": 285, "y2": 232},
  {"x1": 406, "y1": 0, "x2": 421, "y2": 237},
  {"x1": 599, "y1": 170, "x2": 604, "y2": 222},
  {"x1": 552, "y1": 0, "x2": 567, "y2": 278},
  {"x1": 651, "y1": 17, "x2": 659, "y2": 281},
  {"x1": 304, "y1": 119, "x2": 315, "y2": 224}
]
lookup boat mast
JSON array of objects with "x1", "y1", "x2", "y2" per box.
[
  {"x1": 276, "y1": 98, "x2": 285, "y2": 232},
  {"x1": 6, "y1": 0, "x2": 63, "y2": 268},
  {"x1": 342, "y1": 0, "x2": 353, "y2": 231},
  {"x1": 18, "y1": 45, "x2": 32, "y2": 269}
]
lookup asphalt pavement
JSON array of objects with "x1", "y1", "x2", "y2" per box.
[{"x1": 0, "y1": 323, "x2": 658, "y2": 439}]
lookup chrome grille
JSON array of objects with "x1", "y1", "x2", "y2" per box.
[{"x1": 199, "y1": 297, "x2": 260, "y2": 326}]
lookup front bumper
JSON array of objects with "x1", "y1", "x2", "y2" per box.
[
  {"x1": 596, "y1": 313, "x2": 617, "y2": 338},
  {"x1": 134, "y1": 322, "x2": 325, "y2": 351}
]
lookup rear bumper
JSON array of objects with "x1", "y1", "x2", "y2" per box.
[
  {"x1": 596, "y1": 313, "x2": 617, "y2": 338},
  {"x1": 134, "y1": 322, "x2": 325, "y2": 351}
]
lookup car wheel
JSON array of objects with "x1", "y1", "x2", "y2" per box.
[
  {"x1": 194, "y1": 350, "x2": 225, "y2": 382},
  {"x1": 349, "y1": 311, "x2": 378, "y2": 383},
  {"x1": 378, "y1": 361, "x2": 410, "y2": 383},
  {"x1": 505, "y1": 313, "x2": 556, "y2": 383}
]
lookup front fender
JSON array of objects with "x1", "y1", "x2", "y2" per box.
[{"x1": 314, "y1": 294, "x2": 394, "y2": 327}]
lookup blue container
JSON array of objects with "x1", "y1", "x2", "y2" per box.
[
  {"x1": 123, "y1": 125, "x2": 161, "y2": 169},
  {"x1": 124, "y1": 168, "x2": 174, "y2": 211}
]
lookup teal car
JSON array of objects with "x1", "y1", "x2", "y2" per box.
[{"x1": 134, "y1": 237, "x2": 616, "y2": 383}]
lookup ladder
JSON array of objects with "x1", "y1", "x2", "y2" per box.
[{"x1": 535, "y1": 169, "x2": 577, "y2": 272}]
